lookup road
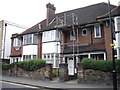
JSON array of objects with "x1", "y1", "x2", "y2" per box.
[{"x1": 0, "y1": 80, "x2": 51, "y2": 90}]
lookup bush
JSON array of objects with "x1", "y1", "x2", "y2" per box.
[
  {"x1": 17, "y1": 59, "x2": 46, "y2": 71},
  {"x1": 82, "y1": 58, "x2": 120, "y2": 72},
  {"x1": 52, "y1": 70, "x2": 59, "y2": 77},
  {"x1": 1, "y1": 62, "x2": 10, "y2": 70}
]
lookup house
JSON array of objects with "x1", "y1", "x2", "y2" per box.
[
  {"x1": 97, "y1": 5, "x2": 120, "y2": 59},
  {"x1": 10, "y1": 2, "x2": 120, "y2": 72},
  {"x1": 10, "y1": 3, "x2": 61, "y2": 68},
  {"x1": 0, "y1": 20, "x2": 26, "y2": 63}
]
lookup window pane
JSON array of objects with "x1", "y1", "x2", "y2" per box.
[
  {"x1": 94, "y1": 25, "x2": 101, "y2": 38},
  {"x1": 33, "y1": 55, "x2": 37, "y2": 59},
  {"x1": 33, "y1": 34, "x2": 38, "y2": 44},
  {"x1": 96, "y1": 27, "x2": 100, "y2": 36},
  {"x1": 70, "y1": 30, "x2": 76, "y2": 40}
]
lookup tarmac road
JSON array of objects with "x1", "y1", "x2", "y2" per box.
[{"x1": 0, "y1": 80, "x2": 52, "y2": 90}]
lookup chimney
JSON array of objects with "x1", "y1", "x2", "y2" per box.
[{"x1": 46, "y1": 3, "x2": 56, "y2": 26}]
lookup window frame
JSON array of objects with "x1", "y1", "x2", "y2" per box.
[
  {"x1": 94, "y1": 25, "x2": 101, "y2": 38},
  {"x1": 70, "y1": 30, "x2": 77, "y2": 41},
  {"x1": 82, "y1": 28, "x2": 87, "y2": 36},
  {"x1": 13, "y1": 38, "x2": 21, "y2": 47}
]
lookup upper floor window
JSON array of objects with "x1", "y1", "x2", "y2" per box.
[
  {"x1": 24, "y1": 34, "x2": 32, "y2": 45},
  {"x1": 70, "y1": 30, "x2": 76, "y2": 41},
  {"x1": 42, "y1": 30, "x2": 56, "y2": 42},
  {"x1": 116, "y1": 17, "x2": 120, "y2": 31},
  {"x1": 33, "y1": 34, "x2": 38, "y2": 44},
  {"x1": 94, "y1": 25, "x2": 101, "y2": 38},
  {"x1": 23, "y1": 34, "x2": 38, "y2": 45},
  {"x1": 13, "y1": 38, "x2": 21, "y2": 47}
]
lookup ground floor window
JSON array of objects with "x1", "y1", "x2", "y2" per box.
[
  {"x1": 23, "y1": 55, "x2": 37, "y2": 61},
  {"x1": 42, "y1": 53, "x2": 60, "y2": 68},
  {"x1": 10, "y1": 57, "x2": 21, "y2": 63}
]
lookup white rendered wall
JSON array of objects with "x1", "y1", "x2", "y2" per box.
[
  {"x1": 23, "y1": 45, "x2": 37, "y2": 55},
  {"x1": 42, "y1": 42, "x2": 60, "y2": 54}
]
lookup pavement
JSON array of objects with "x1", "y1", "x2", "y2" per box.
[{"x1": 1, "y1": 75, "x2": 119, "y2": 90}]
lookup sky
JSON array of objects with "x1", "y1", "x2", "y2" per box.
[{"x1": 0, "y1": 0, "x2": 120, "y2": 28}]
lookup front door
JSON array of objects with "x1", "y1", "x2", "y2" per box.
[{"x1": 67, "y1": 57, "x2": 74, "y2": 75}]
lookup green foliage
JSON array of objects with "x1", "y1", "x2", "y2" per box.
[
  {"x1": 116, "y1": 60, "x2": 120, "y2": 73},
  {"x1": 52, "y1": 70, "x2": 59, "y2": 77},
  {"x1": 17, "y1": 59, "x2": 46, "y2": 71},
  {"x1": 1, "y1": 62, "x2": 10, "y2": 70},
  {"x1": 82, "y1": 58, "x2": 120, "y2": 72}
]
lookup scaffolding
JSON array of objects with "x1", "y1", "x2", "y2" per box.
[{"x1": 55, "y1": 13, "x2": 78, "y2": 63}]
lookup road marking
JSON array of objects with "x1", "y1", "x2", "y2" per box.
[{"x1": 0, "y1": 80, "x2": 39, "y2": 89}]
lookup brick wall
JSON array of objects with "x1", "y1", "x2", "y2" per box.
[
  {"x1": 37, "y1": 33, "x2": 42, "y2": 59},
  {"x1": 103, "y1": 22, "x2": 113, "y2": 60},
  {"x1": 10, "y1": 36, "x2": 22, "y2": 57}
]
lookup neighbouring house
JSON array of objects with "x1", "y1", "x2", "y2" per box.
[
  {"x1": 0, "y1": 20, "x2": 26, "y2": 63},
  {"x1": 10, "y1": 2, "x2": 120, "y2": 72},
  {"x1": 97, "y1": 5, "x2": 120, "y2": 60}
]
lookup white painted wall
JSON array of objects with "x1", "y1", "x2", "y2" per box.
[
  {"x1": 114, "y1": 16, "x2": 120, "y2": 59},
  {"x1": 23, "y1": 45, "x2": 37, "y2": 55},
  {"x1": 1, "y1": 22, "x2": 25, "y2": 59},
  {"x1": 42, "y1": 42, "x2": 60, "y2": 54}
]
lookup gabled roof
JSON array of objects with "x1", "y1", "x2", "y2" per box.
[
  {"x1": 18, "y1": 2, "x2": 117, "y2": 36},
  {"x1": 97, "y1": 5, "x2": 120, "y2": 19}
]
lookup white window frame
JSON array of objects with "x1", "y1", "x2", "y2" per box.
[
  {"x1": 23, "y1": 34, "x2": 32, "y2": 45},
  {"x1": 82, "y1": 28, "x2": 87, "y2": 36},
  {"x1": 94, "y1": 25, "x2": 101, "y2": 38},
  {"x1": 13, "y1": 38, "x2": 21, "y2": 47}
]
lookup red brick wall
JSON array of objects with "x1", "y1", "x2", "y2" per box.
[
  {"x1": 103, "y1": 22, "x2": 113, "y2": 60},
  {"x1": 63, "y1": 25, "x2": 105, "y2": 47},
  {"x1": 37, "y1": 33, "x2": 42, "y2": 59},
  {"x1": 10, "y1": 38, "x2": 23, "y2": 57}
]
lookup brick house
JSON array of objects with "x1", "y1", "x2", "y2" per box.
[{"x1": 10, "y1": 2, "x2": 120, "y2": 71}]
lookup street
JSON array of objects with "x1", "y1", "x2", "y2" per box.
[{"x1": 0, "y1": 80, "x2": 51, "y2": 90}]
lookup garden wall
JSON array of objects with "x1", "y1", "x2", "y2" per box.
[
  {"x1": 2, "y1": 64, "x2": 52, "y2": 80},
  {"x1": 77, "y1": 63, "x2": 120, "y2": 85}
]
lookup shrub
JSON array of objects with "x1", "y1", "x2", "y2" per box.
[
  {"x1": 17, "y1": 59, "x2": 46, "y2": 71},
  {"x1": 52, "y1": 70, "x2": 59, "y2": 77},
  {"x1": 1, "y1": 62, "x2": 10, "y2": 70},
  {"x1": 82, "y1": 58, "x2": 120, "y2": 72}
]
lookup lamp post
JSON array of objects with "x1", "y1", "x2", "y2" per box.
[
  {"x1": 108, "y1": 0, "x2": 117, "y2": 90},
  {"x1": 3, "y1": 23, "x2": 7, "y2": 59}
]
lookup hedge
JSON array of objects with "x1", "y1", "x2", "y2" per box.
[
  {"x1": 2, "y1": 59, "x2": 46, "y2": 71},
  {"x1": 17, "y1": 59, "x2": 46, "y2": 71},
  {"x1": 82, "y1": 58, "x2": 120, "y2": 72},
  {"x1": 1, "y1": 62, "x2": 10, "y2": 70}
]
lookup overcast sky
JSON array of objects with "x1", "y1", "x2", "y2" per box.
[{"x1": 0, "y1": 0, "x2": 119, "y2": 28}]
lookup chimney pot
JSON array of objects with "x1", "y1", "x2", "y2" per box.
[{"x1": 46, "y1": 3, "x2": 56, "y2": 11}]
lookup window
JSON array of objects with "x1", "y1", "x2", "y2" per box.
[
  {"x1": 70, "y1": 30, "x2": 76, "y2": 40},
  {"x1": 33, "y1": 34, "x2": 38, "y2": 44},
  {"x1": 23, "y1": 34, "x2": 32, "y2": 45},
  {"x1": 33, "y1": 55, "x2": 37, "y2": 59},
  {"x1": 13, "y1": 38, "x2": 21, "y2": 47},
  {"x1": 94, "y1": 25, "x2": 101, "y2": 38},
  {"x1": 23, "y1": 55, "x2": 32, "y2": 61},
  {"x1": 44, "y1": 54, "x2": 46, "y2": 59},
  {"x1": 116, "y1": 17, "x2": 120, "y2": 30},
  {"x1": 47, "y1": 54, "x2": 50, "y2": 58},
  {"x1": 51, "y1": 54, "x2": 54, "y2": 59},
  {"x1": 82, "y1": 28, "x2": 87, "y2": 36}
]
